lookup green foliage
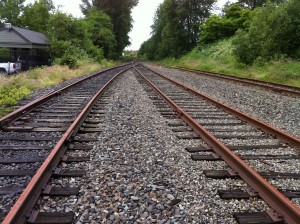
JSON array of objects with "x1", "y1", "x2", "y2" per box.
[
  {"x1": 138, "y1": 37, "x2": 156, "y2": 60},
  {"x1": 238, "y1": 0, "x2": 287, "y2": 10},
  {"x1": 0, "y1": 84, "x2": 30, "y2": 106},
  {"x1": 138, "y1": 0, "x2": 215, "y2": 60},
  {"x1": 59, "y1": 54, "x2": 79, "y2": 69},
  {"x1": 81, "y1": 0, "x2": 138, "y2": 57},
  {"x1": 160, "y1": 38, "x2": 300, "y2": 87},
  {"x1": 46, "y1": 12, "x2": 106, "y2": 67},
  {"x1": 85, "y1": 7, "x2": 116, "y2": 59},
  {"x1": 199, "y1": 4, "x2": 253, "y2": 44},
  {"x1": 20, "y1": 1, "x2": 50, "y2": 33},
  {"x1": 232, "y1": 0, "x2": 300, "y2": 64},
  {"x1": 0, "y1": 0, "x2": 25, "y2": 25}
]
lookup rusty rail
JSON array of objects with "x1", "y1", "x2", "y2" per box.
[
  {"x1": 133, "y1": 64, "x2": 300, "y2": 224},
  {"x1": 2, "y1": 66, "x2": 131, "y2": 224}
]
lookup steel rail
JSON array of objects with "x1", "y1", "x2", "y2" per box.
[
  {"x1": 133, "y1": 65, "x2": 300, "y2": 224},
  {"x1": 156, "y1": 64, "x2": 300, "y2": 97},
  {"x1": 2, "y1": 66, "x2": 132, "y2": 224},
  {"x1": 142, "y1": 64, "x2": 300, "y2": 150},
  {"x1": 0, "y1": 63, "x2": 131, "y2": 127}
]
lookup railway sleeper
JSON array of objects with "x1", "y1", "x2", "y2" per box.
[
  {"x1": 0, "y1": 186, "x2": 79, "y2": 197},
  {"x1": 42, "y1": 186, "x2": 80, "y2": 197},
  {"x1": 204, "y1": 169, "x2": 300, "y2": 179},
  {"x1": 0, "y1": 136, "x2": 59, "y2": 141},
  {"x1": 218, "y1": 188, "x2": 300, "y2": 199},
  {"x1": 32, "y1": 127, "x2": 69, "y2": 132},
  {"x1": 192, "y1": 154, "x2": 299, "y2": 161},
  {"x1": 79, "y1": 127, "x2": 102, "y2": 133},
  {"x1": 214, "y1": 134, "x2": 267, "y2": 139},
  {"x1": 234, "y1": 211, "x2": 284, "y2": 224},
  {"x1": 177, "y1": 134, "x2": 201, "y2": 139},
  {"x1": 0, "y1": 145, "x2": 52, "y2": 151},
  {"x1": 28, "y1": 211, "x2": 75, "y2": 224},
  {"x1": 185, "y1": 144, "x2": 284, "y2": 153},
  {"x1": 0, "y1": 155, "x2": 89, "y2": 164}
]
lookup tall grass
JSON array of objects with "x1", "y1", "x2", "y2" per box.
[
  {"x1": 0, "y1": 60, "x2": 114, "y2": 118},
  {"x1": 161, "y1": 38, "x2": 300, "y2": 87}
]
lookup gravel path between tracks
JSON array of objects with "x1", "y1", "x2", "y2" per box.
[
  {"x1": 146, "y1": 64, "x2": 300, "y2": 139},
  {"x1": 39, "y1": 70, "x2": 268, "y2": 223}
]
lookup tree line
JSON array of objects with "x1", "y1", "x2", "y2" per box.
[
  {"x1": 138, "y1": 0, "x2": 300, "y2": 65},
  {"x1": 0, "y1": 0, "x2": 138, "y2": 67}
]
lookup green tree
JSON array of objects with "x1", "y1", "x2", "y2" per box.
[
  {"x1": 238, "y1": 0, "x2": 287, "y2": 10},
  {"x1": 0, "y1": 0, "x2": 25, "y2": 26},
  {"x1": 233, "y1": 0, "x2": 300, "y2": 64},
  {"x1": 42, "y1": 0, "x2": 55, "y2": 12},
  {"x1": 179, "y1": 0, "x2": 215, "y2": 47},
  {"x1": 138, "y1": 37, "x2": 156, "y2": 60},
  {"x1": 139, "y1": 0, "x2": 215, "y2": 60},
  {"x1": 199, "y1": 4, "x2": 253, "y2": 44},
  {"x1": 20, "y1": 1, "x2": 50, "y2": 33},
  {"x1": 80, "y1": 0, "x2": 138, "y2": 57},
  {"x1": 85, "y1": 7, "x2": 116, "y2": 58},
  {"x1": 47, "y1": 12, "x2": 105, "y2": 64}
]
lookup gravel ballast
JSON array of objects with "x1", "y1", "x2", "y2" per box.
[{"x1": 38, "y1": 70, "x2": 270, "y2": 223}]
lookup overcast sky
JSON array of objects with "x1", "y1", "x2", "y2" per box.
[{"x1": 25, "y1": 0, "x2": 236, "y2": 50}]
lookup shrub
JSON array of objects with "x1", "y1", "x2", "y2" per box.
[
  {"x1": 232, "y1": 0, "x2": 300, "y2": 64},
  {"x1": 59, "y1": 54, "x2": 79, "y2": 69}
]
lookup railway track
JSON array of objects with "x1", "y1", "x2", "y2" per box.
[
  {"x1": 0, "y1": 63, "x2": 131, "y2": 223},
  {"x1": 0, "y1": 61, "x2": 299, "y2": 223},
  {"x1": 133, "y1": 62, "x2": 300, "y2": 224},
  {"x1": 156, "y1": 64, "x2": 300, "y2": 97}
]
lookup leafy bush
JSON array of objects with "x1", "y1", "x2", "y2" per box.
[
  {"x1": 0, "y1": 85, "x2": 30, "y2": 106},
  {"x1": 232, "y1": 0, "x2": 300, "y2": 64},
  {"x1": 59, "y1": 54, "x2": 79, "y2": 69},
  {"x1": 199, "y1": 4, "x2": 253, "y2": 44}
]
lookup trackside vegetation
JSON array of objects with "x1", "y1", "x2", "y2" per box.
[
  {"x1": 139, "y1": 0, "x2": 300, "y2": 86},
  {"x1": 161, "y1": 38, "x2": 300, "y2": 87},
  {"x1": 0, "y1": 60, "x2": 114, "y2": 117}
]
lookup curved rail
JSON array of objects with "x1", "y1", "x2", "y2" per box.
[
  {"x1": 156, "y1": 64, "x2": 300, "y2": 96},
  {"x1": 0, "y1": 63, "x2": 131, "y2": 127},
  {"x1": 133, "y1": 64, "x2": 300, "y2": 224},
  {"x1": 2, "y1": 66, "x2": 132, "y2": 224}
]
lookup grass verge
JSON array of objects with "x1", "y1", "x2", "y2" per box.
[
  {"x1": 0, "y1": 60, "x2": 115, "y2": 118},
  {"x1": 160, "y1": 38, "x2": 300, "y2": 87}
]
